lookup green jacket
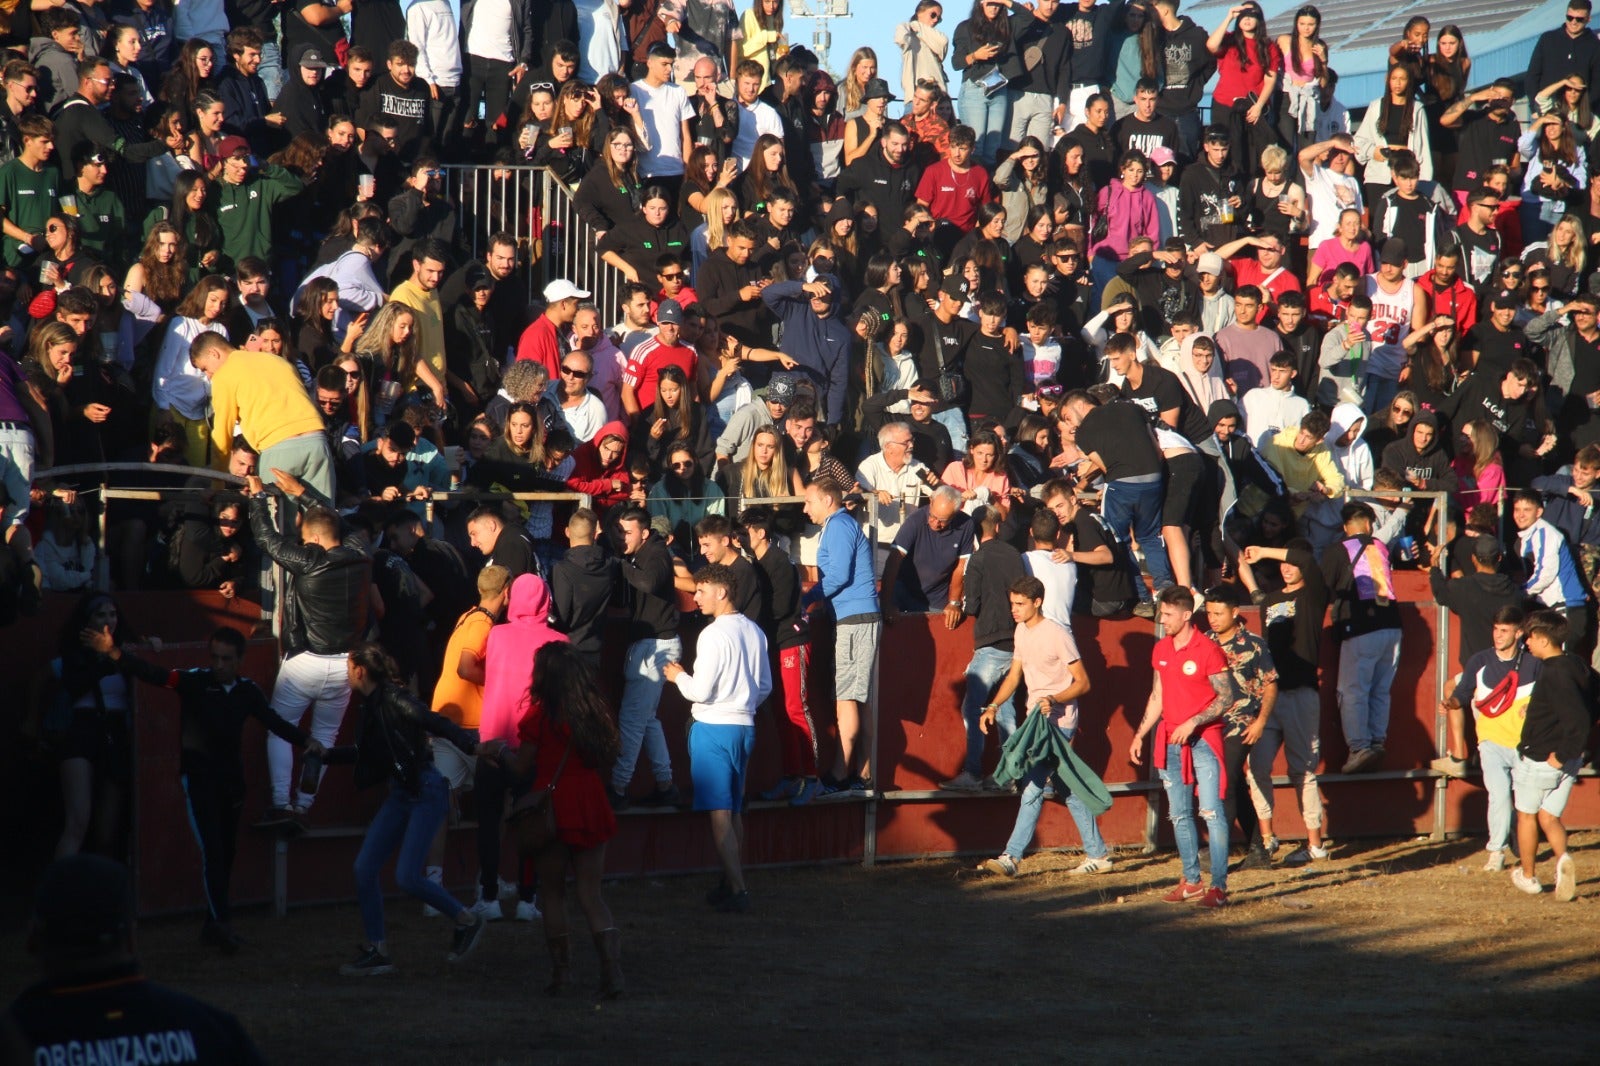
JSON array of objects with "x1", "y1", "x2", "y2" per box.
[
  {"x1": 991, "y1": 708, "x2": 1114, "y2": 816},
  {"x1": 215, "y1": 163, "x2": 304, "y2": 266},
  {"x1": 64, "y1": 186, "x2": 126, "y2": 271}
]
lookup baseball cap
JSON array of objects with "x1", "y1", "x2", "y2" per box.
[
  {"x1": 863, "y1": 78, "x2": 897, "y2": 102},
  {"x1": 940, "y1": 273, "x2": 968, "y2": 302},
  {"x1": 543, "y1": 279, "x2": 590, "y2": 303},
  {"x1": 1149, "y1": 146, "x2": 1176, "y2": 167},
  {"x1": 1379, "y1": 238, "x2": 1409, "y2": 266},
  {"x1": 656, "y1": 298, "x2": 685, "y2": 324},
  {"x1": 649, "y1": 515, "x2": 673, "y2": 538},
  {"x1": 1489, "y1": 290, "x2": 1518, "y2": 310},
  {"x1": 464, "y1": 264, "x2": 494, "y2": 292},
  {"x1": 1197, "y1": 252, "x2": 1224, "y2": 276},
  {"x1": 766, "y1": 376, "x2": 796, "y2": 404},
  {"x1": 216, "y1": 135, "x2": 251, "y2": 160},
  {"x1": 294, "y1": 44, "x2": 330, "y2": 70}
]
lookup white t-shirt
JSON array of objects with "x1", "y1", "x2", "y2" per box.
[
  {"x1": 631, "y1": 78, "x2": 694, "y2": 178},
  {"x1": 732, "y1": 99, "x2": 783, "y2": 169},
  {"x1": 465, "y1": 0, "x2": 516, "y2": 63},
  {"x1": 575, "y1": 0, "x2": 621, "y2": 84},
  {"x1": 1023, "y1": 549, "x2": 1077, "y2": 632},
  {"x1": 673, "y1": 612, "x2": 773, "y2": 725},
  {"x1": 1304, "y1": 164, "x2": 1362, "y2": 250}
]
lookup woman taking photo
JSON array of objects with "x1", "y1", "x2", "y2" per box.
[
  {"x1": 1208, "y1": 3, "x2": 1281, "y2": 170},
  {"x1": 144, "y1": 106, "x2": 198, "y2": 208},
  {"x1": 574, "y1": 127, "x2": 644, "y2": 240},
  {"x1": 123, "y1": 223, "x2": 188, "y2": 315},
  {"x1": 940, "y1": 428, "x2": 1012, "y2": 515},
  {"x1": 951, "y1": 0, "x2": 1013, "y2": 166},
  {"x1": 294, "y1": 276, "x2": 343, "y2": 374},
  {"x1": 351, "y1": 300, "x2": 446, "y2": 425},
  {"x1": 681, "y1": 146, "x2": 738, "y2": 233},
  {"x1": 332, "y1": 641, "x2": 499, "y2": 976},
  {"x1": 1354, "y1": 63, "x2": 1432, "y2": 207},
  {"x1": 529, "y1": 82, "x2": 600, "y2": 184},
  {"x1": 152, "y1": 276, "x2": 231, "y2": 465},
  {"x1": 1518, "y1": 115, "x2": 1586, "y2": 244},
  {"x1": 511, "y1": 642, "x2": 624, "y2": 998}
]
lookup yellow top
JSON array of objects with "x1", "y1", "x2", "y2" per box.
[
  {"x1": 390, "y1": 278, "x2": 447, "y2": 383},
  {"x1": 1261, "y1": 427, "x2": 1346, "y2": 516},
  {"x1": 208, "y1": 348, "x2": 325, "y2": 467}
]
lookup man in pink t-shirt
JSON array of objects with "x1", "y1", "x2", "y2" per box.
[{"x1": 1131, "y1": 586, "x2": 1234, "y2": 907}]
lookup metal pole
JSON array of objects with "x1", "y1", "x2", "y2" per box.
[
  {"x1": 1431, "y1": 489, "x2": 1450, "y2": 841},
  {"x1": 864, "y1": 496, "x2": 880, "y2": 867}
]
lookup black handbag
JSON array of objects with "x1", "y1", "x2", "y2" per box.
[{"x1": 508, "y1": 744, "x2": 572, "y2": 856}]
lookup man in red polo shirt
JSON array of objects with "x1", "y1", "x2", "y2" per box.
[
  {"x1": 915, "y1": 124, "x2": 992, "y2": 236},
  {"x1": 1130, "y1": 586, "x2": 1235, "y2": 908},
  {"x1": 516, "y1": 279, "x2": 589, "y2": 377},
  {"x1": 621, "y1": 298, "x2": 697, "y2": 414}
]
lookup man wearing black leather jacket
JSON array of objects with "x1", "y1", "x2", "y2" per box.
[{"x1": 246, "y1": 471, "x2": 371, "y2": 825}]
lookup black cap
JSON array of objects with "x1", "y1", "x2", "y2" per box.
[
  {"x1": 32, "y1": 855, "x2": 133, "y2": 953},
  {"x1": 863, "y1": 78, "x2": 898, "y2": 102},
  {"x1": 940, "y1": 273, "x2": 967, "y2": 301},
  {"x1": 1490, "y1": 290, "x2": 1519, "y2": 310}
]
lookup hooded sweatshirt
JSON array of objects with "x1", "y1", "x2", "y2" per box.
[
  {"x1": 550, "y1": 544, "x2": 617, "y2": 658},
  {"x1": 27, "y1": 38, "x2": 79, "y2": 111},
  {"x1": 1326, "y1": 402, "x2": 1374, "y2": 491},
  {"x1": 479, "y1": 574, "x2": 568, "y2": 746},
  {"x1": 1378, "y1": 412, "x2": 1458, "y2": 495},
  {"x1": 565, "y1": 420, "x2": 632, "y2": 510}
]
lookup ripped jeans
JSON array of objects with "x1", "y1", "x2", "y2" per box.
[{"x1": 1158, "y1": 740, "x2": 1229, "y2": 891}]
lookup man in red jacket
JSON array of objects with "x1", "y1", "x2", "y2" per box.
[
  {"x1": 1130, "y1": 586, "x2": 1235, "y2": 908},
  {"x1": 1416, "y1": 246, "x2": 1478, "y2": 335}
]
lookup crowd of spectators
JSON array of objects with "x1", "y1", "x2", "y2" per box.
[{"x1": 7, "y1": 0, "x2": 1600, "y2": 1014}]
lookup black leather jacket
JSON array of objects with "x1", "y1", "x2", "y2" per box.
[
  {"x1": 327, "y1": 682, "x2": 478, "y2": 795},
  {"x1": 248, "y1": 493, "x2": 372, "y2": 657}
]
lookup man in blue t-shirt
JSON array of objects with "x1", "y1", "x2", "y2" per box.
[{"x1": 882, "y1": 486, "x2": 975, "y2": 623}]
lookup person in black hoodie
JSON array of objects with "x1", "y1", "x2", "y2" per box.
[
  {"x1": 272, "y1": 44, "x2": 332, "y2": 141},
  {"x1": 837, "y1": 120, "x2": 923, "y2": 233},
  {"x1": 597, "y1": 184, "x2": 692, "y2": 284},
  {"x1": 611, "y1": 505, "x2": 682, "y2": 808},
  {"x1": 356, "y1": 39, "x2": 432, "y2": 162},
  {"x1": 549, "y1": 507, "x2": 615, "y2": 666},
  {"x1": 1511, "y1": 608, "x2": 1596, "y2": 900},
  {"x1": 1431, "y1": 534, "x2": 1525, "y2": 669},
  {"x1": 1153, "y1": 0, "x2": 1214, "y2": 158},
  {"x1": 1113, "y1": 236, "x2": 1200, "y2": 336},
  {"x1": 1178, "y1": 124, "x2": 1245, "y2": 247},
  {"x1": 1380, "y1": 409, "x2": 1458, "y2": 536},
  {"x1": 1274, "y1": 291, "x2": 1323, "y2": 401},
  {"x1": 946, "y1": 503, "x2": 1026, "y2": 791},
  {"x1": 444, "y1": 264, "x2": 501, "y2": 416}
]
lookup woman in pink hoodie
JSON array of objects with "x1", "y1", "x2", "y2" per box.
[{"x1": 472, "y1": 574, "x2": 568, "y2": 919}]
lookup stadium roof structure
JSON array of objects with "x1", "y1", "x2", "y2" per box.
[{"x1": 1181, "y1": 0, "x2": 1577, "y2": 107}]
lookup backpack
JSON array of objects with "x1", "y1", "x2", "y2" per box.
[{"x1": 1343, "y1": 535, "x2": 1395, "y2": 606}]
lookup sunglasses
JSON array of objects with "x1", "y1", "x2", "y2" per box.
[
  {"x1": 670, "y1": 460, "x2": 695, "y2": 469},
  {"x1": 659, "y1": 271, "x2": 684, "y2": 281},
  {"x1": 1391, "y1": 405, "x2": 1414, "y2": 415},
  {"x1": 1038, "y1": 384, "x2": 1065, "y2": 399},
  {"x1": 1569, "y1": 15, "x2": 1589, "y2": 23},
  {"x1": 560, "y1": 365, "x2": 591, "y2": 378},
  {"x1": 1532, "y1": 284, "x2": 1551, "y2": 293}
]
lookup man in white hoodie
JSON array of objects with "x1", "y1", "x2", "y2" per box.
[
  {"x1": 1325, "y1": 401, "x2": 1374, "y2": 492},
  {"x1": 1242, "y1": 351, "x2": 1309, "y2": 448},
  {"x1": 407, "y1": 0, "x2": 463, "y2": 155},
  {"x1": 665, "y1": 563, "x2": 773, "y2": 914}
]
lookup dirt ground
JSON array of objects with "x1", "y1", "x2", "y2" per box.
[{"x1": 5, "y1": 833, "x2": 1599, "y2": 1064}]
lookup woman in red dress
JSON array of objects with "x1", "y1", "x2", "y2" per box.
[{"x1": 511, "y1": 643, "x2": 623, "y2": 999}]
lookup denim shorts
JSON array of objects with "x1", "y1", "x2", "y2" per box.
[
  {"x1": 689, "y1": 721, "x2": 756, "y2": 812},
  {"x1": 1511, "y1": 754, "x2": 1579, "y2": 817}
]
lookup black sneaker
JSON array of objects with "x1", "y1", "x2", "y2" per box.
[
  {"x1": 200, "y1": 920, "x2": 243, "y2": 955},
  {"x1": 705, "y1": 878, "x2": 733, "y2": 908},
  {"x1": 715, "y1": 890, "x2": 751, "y2": 914},
  {"x1": 848, "y1": 777, "x2": 872, "y2": 796},
  {"x1": 256, "y1": 807, "x2": 304, "y2": 836},
  {"x1": 448, "y1": 914, "x2": 487, "y2": 963},
  {"x1": 606, "y1": 787, "x2": 631, "y2": 812},
  {"x1": 642, "y1": 783, "x2": 682, "y2": 808},
  {"x1": 1235, "y1": 842, "x2": 1273, "y2": 872},
  {"x1": 339, "y1": 946, "x2": 395, "y2": 977}
]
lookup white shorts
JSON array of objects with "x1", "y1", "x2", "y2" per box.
[{"x1": 432, "y1": 736, "x2": 476, "y2": 791}]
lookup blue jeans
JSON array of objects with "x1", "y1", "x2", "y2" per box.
[
  {"x1": 1336, "y1": 628, "x2": 1400, "y2": 752},
  {"x1": 259, "y1": 39, "x2": 283, "y2": 103},
  {"x1": 353, "y1": 767, "x2": 462, "y2": 943},
  {"x1": 1003, "y1": 725, "x2": 1109, "y2": 861},
  {"x1": 961, "y1": 646, "x2": 1016, "y2": 777},
  {"x1": 958, "y1": 79, "x2": 1010, "y2": 166},
  {"x1": 1100, "y1": 477, "x2": 1172, "y2": 596},
  {"x1": 934, "y1": 407, "x2": 967, "y2": 455},
  {"x1": 613, "y1": 636, "x2": 681, "y2": 793},
  {"x1": 1479, "y1": 739, "x2": 1518, "y2": 854},
  {"x1": 1159, "y1": 740, "x2": 1228, "y2": 890}
]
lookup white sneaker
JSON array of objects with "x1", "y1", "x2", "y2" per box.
[
  {"x1": 1283, "y1": 844, "x2": 1329, "y2": 866},
  {"x1": 470, "y1": 898, "x2": 505, "y2": 921},
  {"x1": 1482, "y1": 850, "x2": 1506, "y2": 873},
  {"x1": 1511, "y1": 867, "x2": 1543, "y2": 895},
  {"x1": 1555, "y1": 854, "x2": 1577, "y2": 901},
  {"x1": 497, "y1": 877, "x2": 517, "y2": 899},
  {"x1": 515, "y1": 899, "x2": 541, "y2": 921},
  {"x1": 1069, "y1": 856, "x2": 1114, "y2": 875},
  {"x1": 421, "y1": 869, "x2": 445, "y2": 917}
]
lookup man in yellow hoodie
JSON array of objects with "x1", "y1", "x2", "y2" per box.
[
  {"x1": 1260, "y1": 409, "x2": 1346, "y2": 551},
  {"x1": 190, "y1": 333, "x2": 333, "y2": 500}
]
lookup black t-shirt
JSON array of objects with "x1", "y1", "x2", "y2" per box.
[
  {"x1": 1383, "y1": 193, "x2": 1433, "y2": 267},
  {"x1": 1122, "y1": 364, "x2": 1209, "y2": 443},
  {"x1": 1071, "y1": 509, "x2": 1134, "y2": 607},
  {"x1": 754, "y1": 542, "x2": 808, "y2": 649},
  {"x1": 1112, "y1": 113, "x2": 1179, "y2": 160},
  {"x1": 1453, "y1": 115, "x2": 1522, "y2": 194},
  {"x1": 1077, "y1": 400, "x2": 1162, "y2": 480},
  {"x1": 282, "y1": 0, "x2": 348, "y2": 60},
  {"x1": 1259, "y1": 547, "x2": 1329, "y2": 691},
  {"x1": 966, "y1": 331, "x2": 1025, "y2": 422},
  {"x1": 1464, "y1": 323, "x2": 1529, "y2": 380},
  {"x1": 1570, "y1": 330, "x2": 1600, "y2": 405},
  {"x1": 1452, "y1": 223, "x2": 1502, "y2": 287}
]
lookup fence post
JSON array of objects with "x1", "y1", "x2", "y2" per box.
[
  {"x1": 1430, "y1": 490, "x2": 1450, "y2": 842},
  {"x1": 863, "y1": 496, "x2": 880, "y2": 868}
]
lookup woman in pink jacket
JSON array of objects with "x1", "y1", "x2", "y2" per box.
[
  {"x1": 1089, "y1": 151, "x2": 1162, "y2": 305},
  {"x1": 474, "y1": 573, "x2": 569, "y2": 921}
]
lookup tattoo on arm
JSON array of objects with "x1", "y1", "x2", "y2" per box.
[{"x1": 1193, "y1": 672, "x2": 1235, "y2": 727}]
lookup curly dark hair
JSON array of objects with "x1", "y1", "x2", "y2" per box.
[{"x1": 532, "y1": 643, "x2": 619, "y2": 768}]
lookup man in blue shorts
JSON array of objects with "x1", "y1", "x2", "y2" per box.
[{"x1": 666, "y1": 563, "x2": 773, "y2": 914}]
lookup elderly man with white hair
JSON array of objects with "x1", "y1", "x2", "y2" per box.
[
  {"x1": 880, "y1": 485, "x2": 975, "y2": 627},
  {"x1": 856, "y1": 420, "x2": 933, "y2": 574}
]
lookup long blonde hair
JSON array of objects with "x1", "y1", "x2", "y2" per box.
[
  {"x1": 844, "y1": 47, "x2": 877, "y2": 113},
  {"x1": 702, "y1": 188, "x2": 737, "y2": 251},
  {"x1": 739, "y1": 425, "x2": 794, "y2": 499},
  {"x1": 354, "y1": 301, "x2": 420, "y2": 396},
  {"x1": 1549, "y1": 214, "x2": 1588, "y2": 275}
]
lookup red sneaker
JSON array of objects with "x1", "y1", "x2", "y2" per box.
[
  {"x1": 1162, "y1": 881, "x2": 1204, "y2": 903},
  {"x1": 1196, "y1": 887, "x2": 1229, "y2": 909}
]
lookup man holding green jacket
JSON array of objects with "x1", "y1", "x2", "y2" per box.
[
  {"x1": 976, "y1": 575, "x2": 1113, "y2": 880},
  {"x1": 213, "y1": 135, "x2": 304, "y2": 265}
]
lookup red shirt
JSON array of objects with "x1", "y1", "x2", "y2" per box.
[
  {"x1": 650, "y1": 286, "x2": 699, "y2": 318},
  {"x1": 915, "y1": 160, "x2": 993, "y2": 232},
  {"x1": 1307, "y1": 282, "x2": 1350, "y2": 330},
  {"x1": 1229, "y1": 257, "x2": 1302, "y2": 314},
  {"x1": 622, "y1": 335, "x2": 697, "y2": 409},
  {"x1": 1418, "y1": 274, "x2": 1478, "y2": 335},
  {"x1": 1212, "y1": 38, "x2": 1282, "y2": 107},
  {"x1": 1153, "y1": 629, "x2": 1228, "y2": 728},
  {"x1": 515, "y1": 315, "x2": 562, "y2": 377}
]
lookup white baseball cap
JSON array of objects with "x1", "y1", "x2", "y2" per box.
[{"x1": 543, "y1": 279, "x2": 591, "y2": 303}]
